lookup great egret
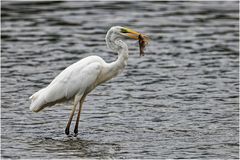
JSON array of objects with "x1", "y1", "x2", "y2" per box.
[{"x1": 29, "y1": 26, "x2": 149, "y2": 135}]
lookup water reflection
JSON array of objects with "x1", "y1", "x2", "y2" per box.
[{"x1": 29, "y1": 136, "x2": 120, "y2": 159}]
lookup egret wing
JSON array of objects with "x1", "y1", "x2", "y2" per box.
[
  {"x1": 29, "y1": 56, "x2": 104, "y2": 112},
  {"x1": 44, "y1": 62, "x2": 102, "y2": 103}
]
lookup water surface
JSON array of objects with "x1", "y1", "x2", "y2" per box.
[{"x1": 1, "y1": 1, "x2": 239, "y2": 159}]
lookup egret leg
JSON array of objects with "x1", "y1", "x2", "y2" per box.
[
  {"x1": 74, "y1": 95, "x2": 86, "y2": 136},
  {"x1": 65, "y1": 103, "x2": 78, "y2": 135}
]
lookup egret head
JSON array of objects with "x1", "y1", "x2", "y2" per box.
[
  {"x1": 111, "y1": 26, "x2": 148, "y2": 40},
  {"x1": 109, "y1": 26, "x2": 149, "y2": 56}
]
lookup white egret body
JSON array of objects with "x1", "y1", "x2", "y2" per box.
[{"x1": 29, "y1": 26, "x2": 148, "y2": 135}]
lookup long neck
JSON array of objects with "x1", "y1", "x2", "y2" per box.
[
  {"x1": 103, "y1": 31, "x2": 129, "y2": 81},
  {"x1": 110, "y1": 39, "x2": 129, "y2": 71}
]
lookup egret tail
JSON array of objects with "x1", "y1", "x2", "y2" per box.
[{"x1": 29, "y1": 88, "x2": 47, "y2": 112}]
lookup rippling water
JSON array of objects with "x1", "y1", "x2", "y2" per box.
[{"x1": 1, "y1": 1, "x2": 239, "y2": 159}]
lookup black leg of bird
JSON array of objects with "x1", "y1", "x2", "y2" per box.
[
  {"x1": 65, "y1": 103, "x2": 77, "y2": 135},
  {"x1": 74, "y1": 96, "x2": 86, "y2": 136}
]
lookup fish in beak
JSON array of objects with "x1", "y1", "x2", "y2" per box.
[{"x1": 121, "y1": 27, "x2": 149, "y2": 56}]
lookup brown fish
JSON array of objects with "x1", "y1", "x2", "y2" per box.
[{"x1": 138, "y1": 34, "x2": 149, "y2": 56}]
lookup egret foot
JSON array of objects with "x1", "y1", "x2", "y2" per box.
[
  {"x1": 74, "y1": 128, "x2": 78, "y2": 135},
  {"x1": 65, "y1": 128, "x2": 70, "y2": 135}
]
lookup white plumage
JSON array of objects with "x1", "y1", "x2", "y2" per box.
[{"x1": 30, "y1": 56, "x2": 104, "y2": 112}]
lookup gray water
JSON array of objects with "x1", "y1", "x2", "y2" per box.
[{"x1": 1, "y1": 1, "x2": 239, "y2": 159}]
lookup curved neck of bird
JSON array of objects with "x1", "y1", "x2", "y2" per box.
[{"x1": 105, "y1": 30, "x2": 129, "y2": 71}]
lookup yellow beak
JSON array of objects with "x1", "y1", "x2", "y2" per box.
[
  {"x1": 124, "y1": 27, "x2": 141, "y2": 40},
  {"x1": 122, "y1": 27, "x2": 149, "y2": 44}
]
